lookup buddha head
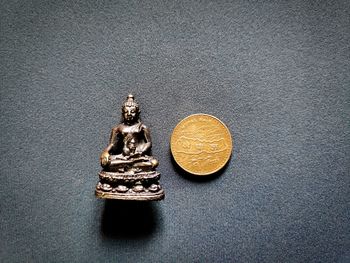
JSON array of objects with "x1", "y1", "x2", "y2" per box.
[{"x1": 122, "y1": 94, "x2": 140, "y2": 123}]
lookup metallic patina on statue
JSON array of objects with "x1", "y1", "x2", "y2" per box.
[{"x1": 96, "y1": 94, "x2": 164, "y2": 201}]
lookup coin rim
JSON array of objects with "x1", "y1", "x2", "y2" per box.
[{"x1": 170, "y1": 113, "x2": 233, "y2": 176}]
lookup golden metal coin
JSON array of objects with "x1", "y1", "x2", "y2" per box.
[{"x1": 171, "y1": 114, "x2": 233, "y2": 175}]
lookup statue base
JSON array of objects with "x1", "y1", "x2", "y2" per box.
[{"x1": 95, "y1": 170, "x2": 165, "y2": 201}]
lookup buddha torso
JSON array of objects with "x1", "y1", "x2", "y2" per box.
[{"x1": 112, "y1": 122, "x2": 148, "y2": 156}]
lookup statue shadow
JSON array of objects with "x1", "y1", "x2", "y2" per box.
[
  {"x1": 100, "y1": 200, "x2": 160, "y2": 239},
  {"x1": 170, "y1": 151, "x2": 229, "y2": 182}
]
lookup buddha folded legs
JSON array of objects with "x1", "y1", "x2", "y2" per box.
[{"x1": 107, "y1": 154, "x2": 159, "y2": 172}]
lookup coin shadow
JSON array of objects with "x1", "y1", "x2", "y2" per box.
[
  {"x1": 170, "y1": 150, "x2": 229, "y2": 182},
  {"x1": 100, "y1": 199, "x2": 160, "y2": 239}
]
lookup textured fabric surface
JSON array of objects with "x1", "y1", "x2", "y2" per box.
[{"x1": 1, "y1": 1, "x2": 349, "y2": 262}]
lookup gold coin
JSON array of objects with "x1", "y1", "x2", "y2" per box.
[{"x1": 170, "y1": 114, "x2": 233, "y2": 175}]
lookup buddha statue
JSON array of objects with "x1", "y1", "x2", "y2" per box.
[{"x1": 95, "y1": 94, "x2": 164, "y2": 201}]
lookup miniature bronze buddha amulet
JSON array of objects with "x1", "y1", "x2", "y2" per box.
[
  {"x1": 171, "y1": 114, "x2": 233, "y2": 175},
  {"x1": 96, "y1": 94, "x2": 164, "y2": 201}
]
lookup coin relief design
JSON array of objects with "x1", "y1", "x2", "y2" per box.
[{"x1": 171, "y1": 114, "x2": 233, "y2": 175}]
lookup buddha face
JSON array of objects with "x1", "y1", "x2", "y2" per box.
[{"x1": 123, "y1": 105, "x2": 138, "y2": 123}]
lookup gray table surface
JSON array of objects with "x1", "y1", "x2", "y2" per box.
[{"x1": 1, "y1": 1, "x2": 349, "y2": 262}]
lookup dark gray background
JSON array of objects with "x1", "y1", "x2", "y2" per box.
[{"x1": 1, "y1": 0, "x2": 349, "y2": 262}]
